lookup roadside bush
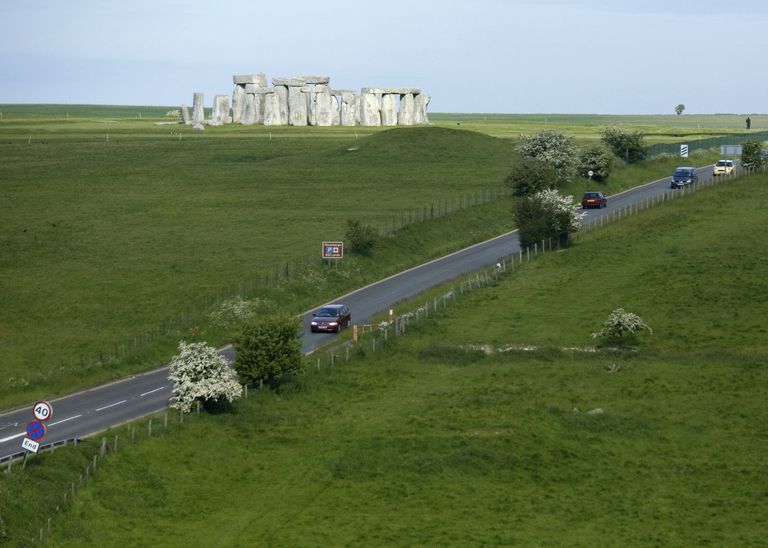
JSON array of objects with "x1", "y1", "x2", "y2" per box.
[
  {"x1": 504, "y1": 158, "x2": 557, "y2": 196},
  {"x1": 345, "y1": 218, "x2": 377, "y2": 255},
  {"x1": 577, "y1": 146, "x2": 613, "y2": 181},
  {"x1": 233, "y1": 315, "x2": 303, "y2": 388},
  {"x1": 600, "y1": 127, "x2": 647, "y2": 163},
  {"x1": 517, "y1": 130, "x2": 578, "y2": 184},
  {"x1": 168, "y1": 341, "x2": 243, "y2": 413},
  {"x1": 592, "y1": 308, "x2": 653, "y2": 340},
  {"x1": 515, "y1": 189, "x2": 583, "y2": 248},
  {"x1": 741, "y1": 140, "x2": 765, "y2": 171}
]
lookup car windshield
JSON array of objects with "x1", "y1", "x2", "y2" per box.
[
  {"x1": 317, "y1": 307, "x2": 340, "y2": 317},
  {"x1": 675, "y1": 169, "x2": 692, "y2": 176},
  {"x1": 584, "y1": 193, "x2": 600, "y2": 198},
  {"x1": 716, "y1": 161, "x2": 727, "y2": 166}
]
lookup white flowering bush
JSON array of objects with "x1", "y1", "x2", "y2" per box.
[
  {"x1": 165, "y1": 109, "x2": 181, "y2": 117},
  {"x1": 592, "y1": 308, "x2": 653, "y2": 340},
  {"x1": 168, "y1": 341, "x2": 243, "y2": 413},
  {"x1": 517, "y1": 130, "x2": 579, "y2": 183},
  {"x1": 515, "y1": 188, "x2": 584, "y2": 248}
]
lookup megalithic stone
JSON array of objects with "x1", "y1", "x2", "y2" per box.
[
  {"x1": 340, "y1": 91, "x2": 359, "y2": 127},
  {"x1": 241, "y1": 94, "x2": 257, "y2": 125},
  {"x1": 288, "y1": 86, "x2": 308, "y2": 126},
  {"x1": 275, "y1": 86, "x2": 289, "y2": 125},
  {"x1": 233, "y1": 73, "x2": 268, "y2": 86},
  {"x1": 398, "y1": 93, "x2": 416, "y2": 126},
  {"x1": 310, "y1": 86, "x2": 334, "y2": 127},
  {"x1": 263, "y1": 90, "x2": 282, "y2": 126},
  {"x1": 414, "y1": 93, "x2": 431, "y2": 124},
  {"x1": 210, "y1": 94, "x2": 230, "y2": 125},
  {"x1": 330, "y1": 94, "x2": 340, "y2": 126},
  {"x1": 359, "y1": 90, "x2": 381, "y2": 126},
  {"x1": 380, "y1": 94, "x2": 398, "y2": 126},
  {"x1": 180, "y1": 104, "x2": 191, "y2": 125},
  {"x1": 192, "y1": 92, "x2": 204, "y2": 124},
  {"x1": 232, "y1": 84, "x2": 246, "y2": 124}
]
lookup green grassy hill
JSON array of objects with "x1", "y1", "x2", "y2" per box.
[{"x1": 4, "y1": 171, "x2": 766, "y2": 546}]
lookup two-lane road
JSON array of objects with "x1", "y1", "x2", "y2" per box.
[{"x1": 1, "y1": 162, "x2": 727, "y2": 461}]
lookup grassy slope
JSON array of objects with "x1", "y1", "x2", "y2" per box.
[
  {"x1": 4, "y1": 172, "x2": 765, "y2": 547},
  {"x1": 0, "y1": 124, "x2": 518, "y2": 404}
]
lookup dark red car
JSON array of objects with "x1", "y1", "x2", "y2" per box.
[
  {"x1": 310, "y1": 304, "x2": 351, "y2": 333},
  {"x1": 581, "y1": 191, "x2": 607, "y2": 209}
]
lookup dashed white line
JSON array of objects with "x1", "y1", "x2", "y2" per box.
[
  {"x1": 0, "y1": 432, "x2": 25, "y2": 443},
  {"x1": 48, "y1": 414, "x2": 82, "y2": 427},
  {"x1": 140, "y1": 387, "x2": 166, "y2": 397},
  {"x1": 95, "y1": 400, "x2": 127, "y2": 412}
]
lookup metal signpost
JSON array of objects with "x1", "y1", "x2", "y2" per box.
[{"x1": 22, "y1": 401, "x2": 53, "y2": 454}]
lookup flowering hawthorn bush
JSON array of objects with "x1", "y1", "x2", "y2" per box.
[
  {"x1": 515, "y1": 188, "x2": 584, "y2": 248},
  {"x1": 517, "y1": 130, "x2": 579, "y2": 184},
  {"x1": 592, "y1": 308, "x2": 653, "y2": 340},
  {"x1": 168, "y1": 341, "x2": 242, "y2": 413}
]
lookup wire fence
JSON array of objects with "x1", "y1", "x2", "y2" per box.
[{"x1": 647, "y1": 130, "x2": 768, "y2": 157}]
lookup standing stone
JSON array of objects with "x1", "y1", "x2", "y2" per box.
[
  {"x1": 340, "y1": 91, "x2": 359, "y2": 126},
  {"x1": 330, "y1": 94, "x2": 341, "y2": 126},
  {"x1": 414, "y1": 93, "x2": 431, "y2": 124},
  {"x1": 275, "y1": 86, "x2": 289, "y2": 125},
  {"x1": 232, "y1": 84, "x2": 246, "y2": 123},
  {"x1": 263, "y1": 90, "x2": 282, "y2": 126},
  {"x1": 192, "y1": 92, "x2": 204, "y2": 125},
  {"x1": 312, "y1": 86, "x2": 334, "y2": 127},
  {"x1": 359, "y1": 90, "x2": 381, "y2": 126},
  {"x1": 241, "y1": 94, "x2": 257, "y2": 125},
  {"x1": 180, "y1": 104, "x2": 191, "y2": 125},
  {"x1": 398, "y1": 93, "x2": 416, "y2": 126},
  {"x1": 210, "y1": 94, "x2": 230, "y2": 125},
  {"x1": 288, "y1": 86, "x2": 308, "y2": 126},
  {"x1": 380, "y1": 94, "x2": 398, "y2": 126}
]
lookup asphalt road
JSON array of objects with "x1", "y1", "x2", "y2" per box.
[{"x1": 0, "y1": 162, "x2": 726, "y2": 461}]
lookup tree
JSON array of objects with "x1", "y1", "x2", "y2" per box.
[
  {"x1": 503, "y1": 158, "x2": 556, "y2": 196},
  {"x1": 675, "y1": 104, "x2": 685, "y2": 115},
  {"x1": 592, "y1": 308, "x2": 652, "y2": 340},
  {"x1": 741, "y1": 140, "x2": 765, "y2": 171},
  {"x1": 600, "y1": 127, "x2": 647, "y2": 164},
  {"x1": 345, "y1": 219, "x2": 377, "y2": 255},
  {"x1": 168, "y1": 341, "x2": 243, "y2": 413},
  {"x1": 577, "y1": 146, "x2": 612, "y2": 181},
  {"x1": 517, "y1": 130, "x2": 579, "y2": 184},
  {"x1": 234, "y1": 315, "x2": 303, "y2": 388},
  {"x1": 514, "y1": 189, "x2": 583, "y2": 248}
]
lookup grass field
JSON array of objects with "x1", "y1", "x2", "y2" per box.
[
  {"x1": 0, "y1": 105, "x2": 749, "y2": 409},
  {"x1": 3, "y1": 171, "x2": 766, "y2": 546}
]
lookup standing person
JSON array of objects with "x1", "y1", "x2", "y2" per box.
[{"x1": 746, "y1": 116, "x2": 751, "y2": 130}]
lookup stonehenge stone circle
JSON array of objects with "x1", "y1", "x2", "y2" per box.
[{"x1": 183, "y1": 74, "x2": 429, "y2": 127}]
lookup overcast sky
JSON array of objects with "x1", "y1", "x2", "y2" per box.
[{"x1": 1, "y1": 0, "x2": 766, "y2": 114}]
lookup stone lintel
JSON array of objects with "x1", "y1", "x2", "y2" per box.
[
  {"x1": 233, "y1": 73, "x2": 267, "y2": 85},
  {"x1": 300, "y1": 75, "x2": 330, "y2": 84},
  {"x1": 300, "y1": 85, "x2": 329, "y2": 93},
  {"x1": 272, "y1": 77, "x2": 307, "y2": 87},
  {"x1": 362, "y1": 87, "x2": 422, "y2": 95},
  {"x1": 330, "y1": 89, "x2": 355, "y2": 95}
]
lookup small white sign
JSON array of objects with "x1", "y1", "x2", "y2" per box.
[
  {"x1": 33, "y1": 401, "x2": 53, "y2": 421},
  {"x1": 680, "y1": 144, "x2": 689, "y2": 158},
  {"x1": 22, "y1": 437, "x2": 40, "y2": 453}
]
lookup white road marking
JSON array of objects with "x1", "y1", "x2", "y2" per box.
[
  {"x1": 95, "y1": 400, "x2": 127, "y2": 412},
  {"x1": 48, "y1": 414, "x2": 82, "y2": 427},
  {"x1": 0, "y1": 432, "x2": 25, "y2": 443},
  {"x1": 140, "y1": 387, "x2": 165, "y2": 397}
]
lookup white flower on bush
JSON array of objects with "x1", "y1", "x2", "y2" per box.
[
  {"x1": 536, "y1": 188, "x2": 585, "y2": 232},
  {"x1": 517, "y1": 130, "x2": 579, "y2": 182},
  {"x1": 168, "y1": 341, "x2": 242, "y2": 413},
  {"x1": 592, "y1": 308, "x2": 653, "y2": 339}
]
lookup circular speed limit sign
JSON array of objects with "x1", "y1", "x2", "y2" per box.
[{"x1": 33, "y1": 400, "x2": 53, "y2": 422}]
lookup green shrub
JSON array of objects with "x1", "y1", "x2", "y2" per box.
[
  {"x1": 741, "y1": 140, "x2": 765, "y2": 171},
  {"x1": 515, "y1": 189, "x2": 582, "y2": 248},
  {"x1": 601, "y1": 127, "x2": 647, "y2": 163},
  {"x1": 577, "y1": 146, "x2": 613, "y2": 181},
  {"x1": 345, "y1": 219, "x2": 377, "y2": 255},
  {"x1": 516, "y1": 130, "x2": 578, "y2": 184},
  {"x1": 504, "y1": 158, "x2": 557, "y2": 196},
  {"x1": 233, "y1": 315, "x2": 303, "y2": 388}
]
